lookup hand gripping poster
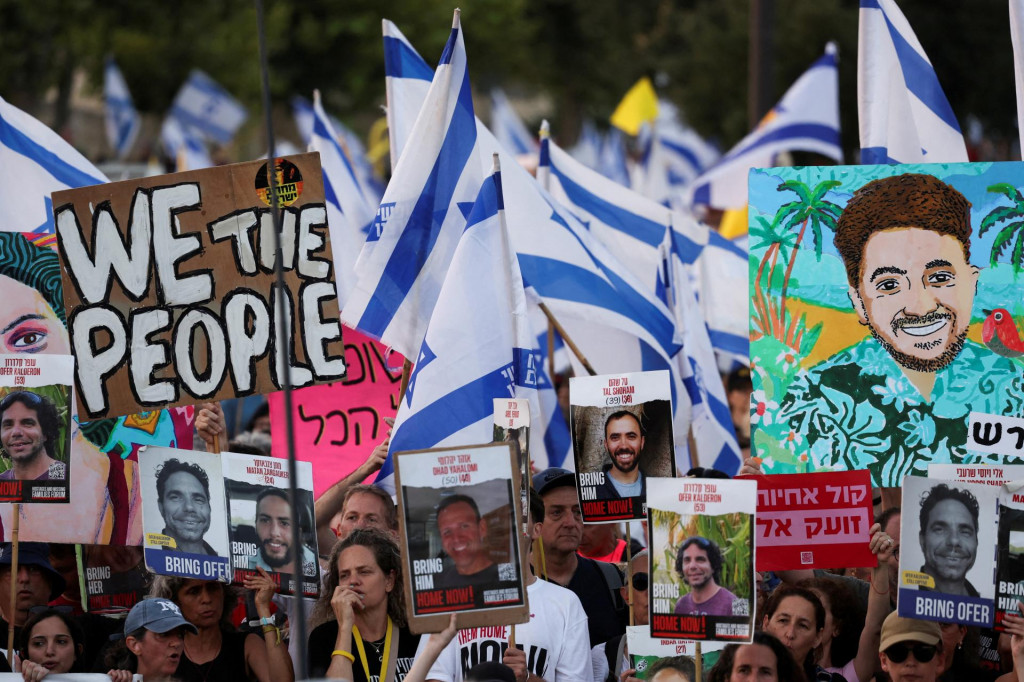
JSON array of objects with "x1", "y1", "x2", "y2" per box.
[
  {"x1": 139, "y1": 446, "x2": 231, "y2": 582},
  {"x1": 394, "y1": 443, "x2": 528, "y2": 633},
  {"x1": 569, "y1": 370, "x2": 675, "y2": 523},
  {"x1": 898, "y1": 476, "x2": 997, "y2": 627},
  {"x1": 223, "y1": 451, "x2": 319, "y2": 597},
  {"x1": 749, "y1": 162, "x2": 1024, "y2": 486},
  {"x1": 0, "y1": 354, "x2": 73, "y2": 503},
  {"x1": 649, "y1": 477, "x2": 756, "y2": 641}
]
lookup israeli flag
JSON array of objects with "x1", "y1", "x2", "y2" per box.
[
  {"x1": 598, "y1": 127, "x2": 632, "y2": 187},
  {"x1": 379, "y1": 159, "x2": 543, "y2": 492},
  {"x1": 633, "y1": 101, "x2": 719, "y2": 209},
  {"x1": 858, "y1": 0, "x2": 967, "y2": 163},
  {"x1": 490, "y1": 88, "x2": 539, "y2": 157},
  {"x1": 695, "y1": 228, "x2": 750, "y2": 371},
  {"x1": 0, "y1": 95, "x2": 107, "y2": 234},
  {"x1": 664, "y1": 226, "x2": 742, "y2": 474},
  {"x1": 344, "y1": 10, "x2": 480, "y2": 360},
  {"x1": 382, "y1": 19, "x2": 434, "y2": 164},
  {"x1": 103, "y1": 57, "x2": 140, "y2": 160},
  {"x1": 310, "y1": 91, "x2": 377, "y2": 307},
  {"x1": 169, "y1": 70, "x2": 247, "y2": 146},
  {"x1": 160, "y1": 116, "x2": 212, "y2": 171},
  {"x1": 1013, "y1": 0, "x2": 1024, "y2": 154},
  {"x1": 689, "y1": 43, "x2": 841, "y2": 210},
  {"x1": 569, "y1": 119, "x2": 603, "y2": 171}
]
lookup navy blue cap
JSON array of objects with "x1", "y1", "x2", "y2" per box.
[
  {"x1": 532, "y1": 467, "x2": 576, "y2": 496},
  {"x1": 124, "y1": 598, "x2": 198, "y2": 636},
  {"x1": 0, "y1": 543, "x2": 66, "y2": 601}
]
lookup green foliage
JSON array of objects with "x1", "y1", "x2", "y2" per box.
[{"x1": 981, "y1": 183, "x2": 1024, "y2": 276}]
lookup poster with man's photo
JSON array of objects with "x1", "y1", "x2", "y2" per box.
[
  {"x1": 625, "y1": 627, "x2": 726, "y2": 679},
  {"x1": 648, "y1": 477, "x2": 756, "y2": 642},
  {"x1": 493, "y1": 398, "x2": 530, "y2": 532},
  {"x1": 0, "y1": 353, "x2": 74, "y2": 503},
  {"x1": 994, "y1": 481, "x2": 1024, "y2": 631},
  {"x1": 569, "y1": 370, "x2": 675, "y2": 523},
  {"x1": 929, "y1": 463, "x2": 1024, "y2": 488},
  {"x1": 394, "y1": 442, "x2": 529, "y2": 633},
  {"x1": 223, "y1": 451, "x2": 319, "y2": 597},
  {"x1": 898, "y1": 476, "x2": 997, "y2": 627},
  {"x1": 83, "y1": 545, "x2": 148, "y2": 614},
  {"x1": 139, "y1": 446, "x2": 231, "y2": 582}
]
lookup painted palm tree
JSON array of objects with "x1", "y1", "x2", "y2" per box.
[
  {"x1": 773, "y1": 179, "x2": 842, "y2": 346},
  {"x1": 980, "y1": 183, "x2": 1024, "y2": 276},
  {"x1": 749, "y1": 214, "x2": 797, "y2": 341}
]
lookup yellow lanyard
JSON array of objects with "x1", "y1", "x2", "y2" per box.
[{"x1": 352, "y1": 616, "x2": 394, "y2": 681}]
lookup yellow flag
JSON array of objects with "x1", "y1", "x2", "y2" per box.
[
  {"x1": 610, "y1": 77, "x2": 659, "y2": 136},
  {"x1": 719, "y1": 206, "x2": 749, "y2": 240}
]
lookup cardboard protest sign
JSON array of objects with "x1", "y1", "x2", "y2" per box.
[
  {"x1": 750, "y1": 162, "x2": 1024, "y2": 486},
  {"x1": 994, "y1": 482, "x2": 1024, "y2": 630},
  {"x1": 394, "y1": 443, "x2": 528, "y2": 633},
  {"x1": 268, "y1": 326, "x2": 400, "y2": 498},
  {"x1": 139, "y1": 446, "x2": 231, "y2": 582},
  {"x1": 493, "y1": 397, "x2": 530, "y2": 531},
  {"x1": 53, "y1": 153, "x2": 346, "y2": 421},
  {"x1": 223, "y1": 451, "x2": 319, "y2": 597},
  {"x1": 930, "y1": 463, "x2": 1024, "y2": 487},
  {"x1": 0, "y1": 354, "x2": 73, "y2": 503},
  {"x1": 649, "y1": 478, "x2": 756, "y2": 641},
  {"x1": 625, "y1": 626, "x2": 726, "y2": 679},
  {"x1": 747, "y1": 470, "x2": 874, "y2": 571},
  {"x1": 569, "y1": 370, "x2": 674, "y2": 523},
  {"x1": 898, "y1": 476, "x2": 997, "y2": 627},
  {"x1": 83, "y1": 545, "x2": 147, "y2": 614},
  {"x1": 0, "y1": 231, "x2": 195, "y2": 544}
]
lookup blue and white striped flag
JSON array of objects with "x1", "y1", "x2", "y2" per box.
[
  {"x1": 1013, "y1": 0, "x2": 1024, "y2": 154},
  {"x1": 490, "y1": 88, "x2": 539, "y2": 157},
  {"x1": 104, "y1": 57, "x2": 140, "y2": 160},
  {"x1": 160, "y1": 115, "x2": 213, "y2": 171},
  {"x1": 859, "y1": 0, "x2": 967, "y2": 164},
  {"x1": 383, "y1": 19, "x2": 434, "y2": 165},
  {"x1": 169, "y1": 70, "x2": 247, "y2": 146},
  {"x1": 344, "y1": 10, "x2": 479, "y2": 359},
  {"x1": 311, "y1": 91, "x2": 376, "y2": 307},
  {"x1": 569, "y1": 119, "x2": 603, "y2": 171},
  {"x1": 379, "y1": 158, "x2": 542, "y2": 492},
  {"x1": 598, "y1": 127, "x2": 632, "y2": 187},
  {"x1": 689, "y1": 43, "x2": 841, "y2": 210},
  {"x1": 663, "y1": 226, "x2": 742, "y2": 474},
  {"x1": 696, "y1": 228, "x2": 750, "y2": 371},
  {"x1": 0, "y1": 95, "x2": 107, "y2": 235}
]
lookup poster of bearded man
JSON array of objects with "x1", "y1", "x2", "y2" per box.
[
  {"x1": 569, "y1": 370, "x2": 675, "y2": 523},
  {"x1": 223, "y1": 451, "x2": 319, "y2": 597}
]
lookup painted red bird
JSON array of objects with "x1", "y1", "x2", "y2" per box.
[{"x1": 982, "y1": 308, "x2": 1024, "y2": 358}]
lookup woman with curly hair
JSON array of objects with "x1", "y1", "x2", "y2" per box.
[
  {"x1": 707, "y1": 631, "x2": 808, "y2": 682},
  {"x1": 149, "y1": 568, "x2": 293, "y2": 682},
  {"x1": 308, "y1": 528, "x2": 422, "y2": 680}
]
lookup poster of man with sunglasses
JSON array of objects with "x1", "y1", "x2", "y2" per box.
[
  {"x1": 898, "y1": 476, "x2": 997, "y2": 627},
  {"x1": 0, "y1": 354, "x2": 74, "y2": 503}
]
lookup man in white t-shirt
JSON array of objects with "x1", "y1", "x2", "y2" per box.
[{"x1": 420, "y1": 490, "x2": 592, "y2": 682}]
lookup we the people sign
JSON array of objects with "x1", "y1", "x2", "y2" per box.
[{"x1": 53, "y1": 154, "x2": 346, "y2": 419}]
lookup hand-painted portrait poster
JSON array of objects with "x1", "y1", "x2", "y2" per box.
[
  {"x1": 0, "y1": 231, "x2": 194, "y2": 545},
  {"x1": 898, "y1": 476, "x2": 996, "y2": 627},
  {"x1": 223, "y1": 451, "x2": 319, "y2": 597},
  {"x1": 394, "y1": 443, "x2": 528, "y2": 633},
  {"x1": 0, "y1": 353, "x2": 73, "y2": 503},
  {"x1": 569, "y1": 371, "x2": 675, "y2": 523},
  {"x1": 139, "y1": 446, "x2": 231, "y2": 582},
  {"x1": 750, "y1": 162, "x2": 1024, "y2": 486},
  {"x1": 649, "y1": 477, "x2": 756, "y2": 642}
]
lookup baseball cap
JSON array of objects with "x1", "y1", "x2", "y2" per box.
[
  {"x1": 532, "y1": 468, "x2": 576, "y2": 496},
  {"x1": 879, "y1": 612, "x2": 941, "y2": 652},
  {"x1": 0, "y1": 543, "x2": 66, "y2": 600},
  {"x1": 124, "y1": 598, "x2": 198, "y2": 636}
]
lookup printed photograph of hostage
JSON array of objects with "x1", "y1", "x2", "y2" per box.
[
  {"x1": 569, "y1": 370, "x2": 675, "y2": 523},
  {"x1": 674, "y1": 536, "x2": 740, "y2": 616},
  {"x1": 898, "y1": 476, "x2": 996, "y2": 627}
]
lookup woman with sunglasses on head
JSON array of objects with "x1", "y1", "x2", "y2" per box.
[
  {"x1": 591, "y1": 550, "x2": 649, "y2": 682},
  {"x1": 16, "y1": 608, "x2": 84, "y2": 681},
  {"x1": 308, "y1": 528, "x2": 422, "y2": 681},
  {"x1": 707, "y1": 631, "x2": 808, "y2": 682},
  {"x1": 878, "y1": 612, "x2": 945, "y2": 682}
]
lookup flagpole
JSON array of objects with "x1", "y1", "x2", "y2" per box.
[
  {"x1": 255, "y1": 0, "x2": 307, "y2": 677},
  {"x1": 6, "y1": 505, "x2": 19, "y2": 662},
  {"x1": 537, "y1": 301, "x2": 597, "y2": 376}
]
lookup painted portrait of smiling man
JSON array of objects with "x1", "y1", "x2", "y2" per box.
[{"x1": 750, "y1": 166, "x2": 1024, "y2": 485}]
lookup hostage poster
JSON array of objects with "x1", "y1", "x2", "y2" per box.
[
  {"x1": 750, "y1": 162, "x2": 1024, "y2": 486},
  {"x1": 648, "y1": 477, "x2": 756, "y2": 642},
  {"x1": 569, "y1": 370, "x2": 675, "y2": 523},
  {"x1": 223, "y1": 451, "x2": 319, "y2": 597},
  {"x1": 0, "y1": 353, "x2": 73, "y2": 503},
  {"x1": 53, "y1": 153, "x2": 346, "y2": 421},
  {"x1": 394, "y1": 443, "x2": 528, "y2": 633}
]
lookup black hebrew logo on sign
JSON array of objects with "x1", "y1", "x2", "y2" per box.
[{"x1": 53, "y1": 153, "x2": 346, "y2": 420}]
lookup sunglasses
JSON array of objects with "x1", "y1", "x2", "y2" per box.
[
  {"x1": 884, "y1": 643, "x2": 937, "y2": 663},
  {"x1": 630, "y1": 572, "x2": 648, "y2": 591}
]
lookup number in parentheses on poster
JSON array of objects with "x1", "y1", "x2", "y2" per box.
[{"x1": 602, "y1": 376, "x2": 634, "y2": 406}]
